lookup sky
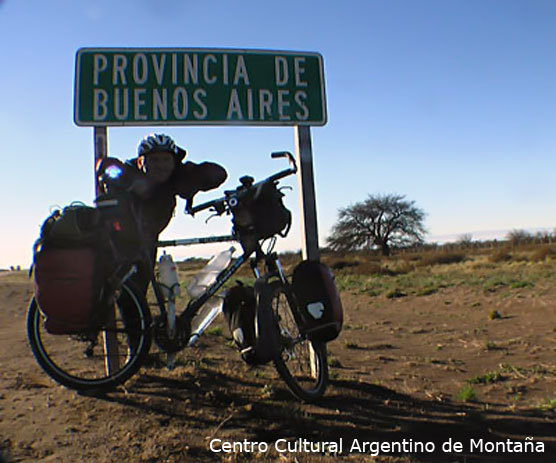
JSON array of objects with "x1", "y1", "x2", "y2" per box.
[{"x1": 1, "y1": 0, "x2": 555, "y2": 268}]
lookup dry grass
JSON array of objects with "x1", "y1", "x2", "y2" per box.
[{"x1": 167, "y1": 242, "x2": 556, "y2": 301}]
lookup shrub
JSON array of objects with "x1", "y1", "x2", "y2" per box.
[
  {"x1": 529, "y1": 245, "x2": 556, "y2": 262},
  {"x1": 386, "y1": 289, "x2": 407, "y2": 299},
  {"x1": 330, "y1": 260, "x2": 358, "y2": 270},
  {"x1": 489, "y1": 250, "x2": 512, "y2": 263},
  {"x1": 418, "y1": 252, "x2": 466, "y2": 267},
  {"x1": 488, "y1": 310, "x2": 502, "y2": 320},
  {"x1": 506, "y1": 229, "x2": 532, "y2": 245},
  {"x1": 469, "y1": 371, "x2": 505, "y2": 384},
  {"x1": 457, "y1": 384, "x2": 478, "y2": 402},
  {"x1": 357, "y1": 261, "x2": 385, "y2": 275}
]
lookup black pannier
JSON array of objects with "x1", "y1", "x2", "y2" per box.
[
  {"x1": 223, "y1": 282, "x2": 257, "y2": 362},
  {"x1": 37, "y1": 203, "x2": 100, "y2": 247},
  {"x1": 292, "y1": 260, "x2": 343, "y2": 343},
  {"x1": 222, "y1": 280, "x2": 279, "y2": 365},
  {"x1": 33, "y1": 204, "x2": 105, "y2": 334},
  {"x1": 232, "y1": 180, "x2": 291, "y2": 240}
]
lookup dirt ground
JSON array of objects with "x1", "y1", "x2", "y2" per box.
[{"x1": 0, "y1": 269, "x2": 554, "y2": 463}]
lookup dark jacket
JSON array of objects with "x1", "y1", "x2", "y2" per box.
[
  {"x1": 98, "y1": 156, "x2": 227, "y2": 244},
  {"x1": 127, "y1": 158, "x2": 227, "y2": 241}
]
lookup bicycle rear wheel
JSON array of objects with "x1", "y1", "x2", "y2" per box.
[
  {"x1": 270, "y1": 282, "x2": 328, "y2": 402},
  {"x1": 27, "y1": 282, "x2": 152, "y2": 393}
]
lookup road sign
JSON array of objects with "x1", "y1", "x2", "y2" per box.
[{"x1": 74, "y1": 48, "x2": 327, "y2": 127}]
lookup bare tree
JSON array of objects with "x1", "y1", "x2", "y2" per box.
[
  {"x1": 327, "y1": 193, "x2": 426, "y2": 256},
  {"x1": 506, "y1": 229, "x2": 532, "y2": 246}
]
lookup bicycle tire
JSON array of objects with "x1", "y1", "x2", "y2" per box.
[
  {"x1": 27, "y1": 282, "x2": 152, "y2": 393},
  {"x1": 270, "y1": 281, "x2": 329, "y2": 402}
]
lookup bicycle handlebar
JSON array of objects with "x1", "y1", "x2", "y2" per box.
[{"x1": 187, "y1": 151, "x2": 297, "y2": 216}]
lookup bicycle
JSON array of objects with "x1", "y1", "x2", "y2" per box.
[{"x1": 27, "y1": 151, "x2": 329, "y2": 402}]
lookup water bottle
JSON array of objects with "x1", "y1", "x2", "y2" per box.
[
  {"x1": 188, "y1": 296, "x2": 224, "y2": 346},
  {"x1": 157, "y1": 252, "x2": 181, "y2": 300},
  {"x1": 186, "y1": 247, "x2": 235, "y2": 298}
]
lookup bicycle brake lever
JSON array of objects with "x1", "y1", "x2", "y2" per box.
[{"x1": 185, "y1": 198, "x2": 194, "y2": 216}]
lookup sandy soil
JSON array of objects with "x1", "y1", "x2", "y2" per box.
[{"x1": 0, "y1": 270, "x2": 554, "y2": 462}]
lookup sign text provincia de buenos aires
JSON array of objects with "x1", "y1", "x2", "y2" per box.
[{"x1": 74, "y1": 48, "x2": 327, "y2": 126}]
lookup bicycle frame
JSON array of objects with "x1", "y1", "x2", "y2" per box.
[
  {"x1": 151, "y1": 234, "x2": 287, "y2": 351},
  {"x1": 103, "y1": 151, "x2": 298, "y2": 352}
]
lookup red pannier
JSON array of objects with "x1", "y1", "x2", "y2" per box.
[
  {"x1": 34, "y1": 247, "x2": 96, "y2": 334},
  {"x1": 292, "y1": 260, "x2": 343, "y2": 343}
]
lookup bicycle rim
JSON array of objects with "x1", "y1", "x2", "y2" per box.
[
  {"x1": 271, "y1": 284, "x2": 328, "y2": 402},
  {"x1": 27, "y1": 283, "x2": 152, "y2": 392}
]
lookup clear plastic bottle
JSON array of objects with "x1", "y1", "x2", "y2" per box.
[
  {"x1": 186, "y1": 246, "x2": 235, "y2": 298},
  {"x1": 188, "y1": 296, "x2": 224, "y2": 346},
  {"x1": 157, "y1": 252, "x2": 181, "y2": 300}
]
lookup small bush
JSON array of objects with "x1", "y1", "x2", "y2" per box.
[
  {"x1": 529, "y1": 245, "x2": 556, "y2": 262},
  {"x1": 488, "y1": 310, "x2": 502, "y2": 320},
  {"x1": 457, "y1": 384, "x2": 478, "y2": 402},
  {"x1": 330, "y1": 260, "x2": 358, "y2": 270},
  {"x1": 485, "y1": 340, "x2": 498, "y2": 351},
  {"x1": 469, "y1": 371, "x2": 505, "y2": 385},
  {"x1": 489, "y1": 250, "x2": 512, "y2": 263},
  {"x1": 418, "y1": 252, "x2": 466, "y2": 267},
  {"x1": 509, "y1": 280, "x2": 534, "y2": 289},
  {"x1": 538, "y1": 396, "x2": 556, "y2": 412},
  {"x1": 416, "y1": 286, "x2": 439, "y2": 296},
  {"x1": 387, "y1": 260, "x2": 414, "y2": 275},
  {"x1": 357, "y1": 261, "x2": 385, "y2": 275},
  {"x1": 386, "y1": 289, "x2": 407, "y2": 299}
]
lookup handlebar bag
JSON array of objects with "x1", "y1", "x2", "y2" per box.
[
  {"x1": 292, "y1": 260, "x2": 343, "y2": 343},
  {"x1": 33, "y1": 204, "x2": 106, "y2": 334},
  {"x1": 233, "y1": 181, "x2": 292, "y2": 240}
]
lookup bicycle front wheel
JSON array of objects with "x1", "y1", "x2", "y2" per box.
[
  {"x1": 27, "y1": 282, "x2": 152, "y2": 393},
  {"x1": 270, "y1": 282, "x2": 328, "y2": 402}
]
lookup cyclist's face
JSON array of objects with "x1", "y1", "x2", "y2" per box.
[{"x1": 142, "y1": 151, "x2": 175, "y2": 184}]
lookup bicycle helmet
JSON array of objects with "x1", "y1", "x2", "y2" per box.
[{"x1": 137, "y1": 133, "x2": 186, "y2": 161}]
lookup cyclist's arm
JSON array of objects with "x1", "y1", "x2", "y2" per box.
[{"x1": 173, "y1": 161, "x2": 228, "y2": 200}]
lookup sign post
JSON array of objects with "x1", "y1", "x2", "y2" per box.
[
  {"x1": 294, "y1": 125, "x2": 320, "y2": 260},
  {"x1": 94, "y1": 126, "x2": 107, "y2": 194},
  {"x1": 93, "y1": 126, "x2": 121, "y2": 373}
]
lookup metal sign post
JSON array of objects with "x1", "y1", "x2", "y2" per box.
[
  {"x1": 294, "y1": 125, "x2": 319, "y2": 261},
  {"x1": 94, "y1": 126, "x2": 107, "y2": 194},
  {"x1": 93, "y1": 126, "x2": 120, "y2": 374}
]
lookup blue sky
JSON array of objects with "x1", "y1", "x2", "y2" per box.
[{"x1": 1, "y1": 0, "x2": 555, "y2": 268}]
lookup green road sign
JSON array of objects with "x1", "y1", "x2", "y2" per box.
[{"x1": 74, "y1": 48, "x2": 327, "y2": 127}]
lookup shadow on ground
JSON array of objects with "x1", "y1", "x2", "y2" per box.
[{"x1": 94, "y1": 367, "x2": 555, "y2": 463}]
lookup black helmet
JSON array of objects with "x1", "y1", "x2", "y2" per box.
[{"x1": 137, "y1": 133, "x2": 186, "y2": 161}]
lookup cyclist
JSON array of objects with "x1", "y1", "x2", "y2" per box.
[{"x1": 97, "y1": 133, "x2": 227, "y2": 296}]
